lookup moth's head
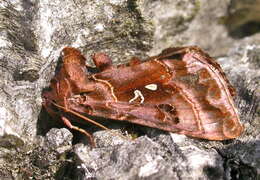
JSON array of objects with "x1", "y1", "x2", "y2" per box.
[
  {"x1": 61, "y1": 47, "x2": 86, "y2": 65},
  {"x1": 61, "y1": 47, "x2": 81, "y2": 58}
]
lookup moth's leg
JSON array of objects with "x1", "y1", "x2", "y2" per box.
[
  {"x1": 61, "y1": 116, "x2": 95, "y2": 147},
  {"x1": 92, "y1": 53, "x2": 113, "y2": 71},
  {"x1": 53, "y1": 102, "x2": 128, "y2": 145}
]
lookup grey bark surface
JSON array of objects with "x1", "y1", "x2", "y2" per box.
[{"x1": 0, "y1": 0, "x2": 259, "y2": 179}]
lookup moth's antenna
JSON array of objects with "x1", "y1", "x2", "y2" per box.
[{"x1": 52, "y1": 101, "x2": 109, "y2": 130}]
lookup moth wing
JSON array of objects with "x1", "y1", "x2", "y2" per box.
[{"x1": 68, "y1": 46, "x2": 243, "y2": 140}]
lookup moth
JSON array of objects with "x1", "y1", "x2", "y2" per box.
[{"x1": 42, "y1": 46, "x2": 244, "y2": 145}]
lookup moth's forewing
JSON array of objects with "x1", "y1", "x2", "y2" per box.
[{"x1": 69, "y1": 47, "x2": 243, "y2": 140}]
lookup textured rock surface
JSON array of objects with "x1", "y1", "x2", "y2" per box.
[
  {"x1": 0, "y1": 128, "x2": 73, "y2": 179},
  {"x1": 71, "y1": 133, "x2": 224, "y2": 180},
  {"x1": 0, "y1": 0, "x2": 259, "y2": 179},
  {"x1": 217, "y1": 44, "x2": 260, "y2": 180},
  {"x1": 223, "y1": 0, "x2": 260, "y2": 38}
]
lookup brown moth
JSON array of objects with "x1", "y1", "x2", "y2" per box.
[{"x1": 42, "y1": 46, "x2": 243, "y2": 145}]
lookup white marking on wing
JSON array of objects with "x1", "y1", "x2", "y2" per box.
[
  {"x1": 129, "y1": 90, "x2": 145, "y2": 104},
  {"x1": 145, "y1": 84, "x2": 158, "y2": 91}
]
